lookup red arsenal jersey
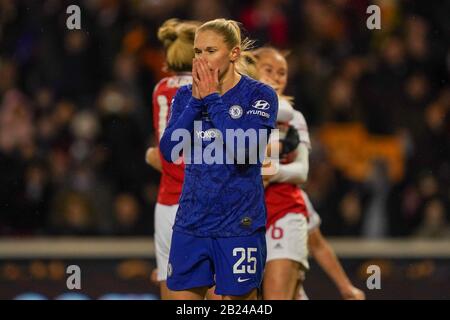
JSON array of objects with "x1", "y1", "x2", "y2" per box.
[{"x1": 152, "y1": 74, "x2": 192, "y2": 205}]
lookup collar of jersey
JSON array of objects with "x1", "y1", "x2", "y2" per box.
[{"x1": 220, "y1": 74, "x2": 246, "y2": 100}]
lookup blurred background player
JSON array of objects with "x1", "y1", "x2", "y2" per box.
[
  {"x1": 145, "y1": 18, "x2": 199, "y2": 300},
  {"x1": 255, "y1": 47, "x2": 365, "y2": 300},
  {"x1": 159, "y1": 19, "x2": 278, "y2": 300},
  {"x1": 254, "y1": 47, "x2": 310, "y2": 300}
]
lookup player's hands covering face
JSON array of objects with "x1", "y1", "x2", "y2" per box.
[{"x1": 192, "y1": 58, "x2": 219, "y2": 99}]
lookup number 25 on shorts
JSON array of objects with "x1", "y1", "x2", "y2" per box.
[{"x1": 233, "y1": 247, "x2": 257, "y2": 274}]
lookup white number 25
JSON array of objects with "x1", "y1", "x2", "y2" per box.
[{"x1": 233, "y1": 248, "x2": 257, "y2": 274}]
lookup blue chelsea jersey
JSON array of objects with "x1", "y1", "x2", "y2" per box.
[{"x1": 160, "y1": 75, "x2": 278, "y2": 237}]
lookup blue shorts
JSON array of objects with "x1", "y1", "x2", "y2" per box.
[{"x1": 166, "y1": 229, "x2": 267, "y2": 296}]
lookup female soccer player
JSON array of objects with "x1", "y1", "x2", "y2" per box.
[
  {"x1": 146, "y1": 18, "x2": 199, "y2": 300},
  {"x1": 255, "y1": 47, "x2": 365, "y2": 300},
  {"x1": 252, "y1": 47, "x2": 310, "y2": 300},
  {"x1": 159, "y1": 19, "x2": 278, "y2": 300}
]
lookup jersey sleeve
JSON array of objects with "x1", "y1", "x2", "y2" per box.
[
  {"x1": 159, "y1": 86, "x2": 203, "y2": 162},
  {"x1": 269, "y1": 143, "x2": 309, "y2": 184},
  {"x1": 291, "y1": 110, "x2": 311, "y2": 150}
]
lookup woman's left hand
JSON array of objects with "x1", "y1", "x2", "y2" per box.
[{"x1": 193, "y1": 58, "x2": 219, "y2": 98}]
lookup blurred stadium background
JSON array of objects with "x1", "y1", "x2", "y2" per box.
[{"x1": 0, "y1": 0, "x2": 448, "y2": 299}]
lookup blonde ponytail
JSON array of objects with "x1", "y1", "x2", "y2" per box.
[{"x1": 157, "y1": 19, "x2": 200, "y2": 72}]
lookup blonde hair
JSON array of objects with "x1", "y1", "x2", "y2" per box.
[
  {"x1": 237, "y1": 51, "x2": 260, "y2": 79},
  {"x1": 253, "y1": 46, "x2": 290, "y2": 60},
  {"x1": 197, "y1": 18, "x2": 255, "y2": 52},
  {"x1": 157, "y1": 19, "x2": 200, "y2": 72}
]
